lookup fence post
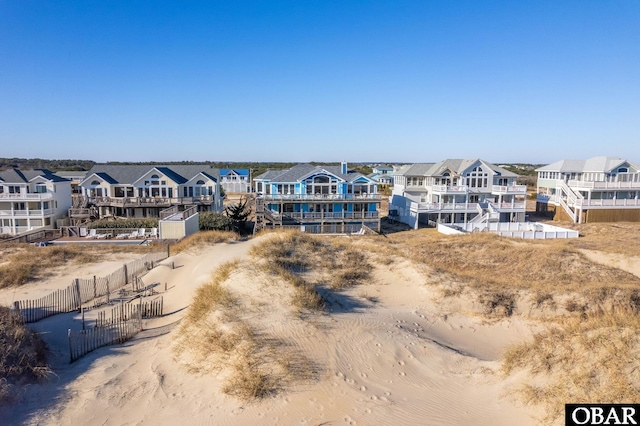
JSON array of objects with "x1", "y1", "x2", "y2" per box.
[
  {"x1": 123, "y1": 264, "x2": 128, "y2": 285},
  {"x1": 81, "y1": 307, "x2": 85, "y2": 330},
  {"x1": 139, "y1": 296, "x2": 143, "y2": 331},
  {"x1": 68, "y1": 329, "x2": 73, "y2": 363},
  {"x1": 167, "y1": 243, "x2": 170, "y2": 258},
  {"x1": 93, "y1": 275, "x2": 97, "y2": 299},
  {"x1": 74, "y1": 279, "x2": 82, "y2": 311}
]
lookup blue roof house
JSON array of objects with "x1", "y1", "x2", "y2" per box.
[{"x1": 254, "y1": 162, "x2": 380, "y2": 233}]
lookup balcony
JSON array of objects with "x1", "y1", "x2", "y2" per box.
[
  {"x1": 576, "y1": 198, "x2": 640, "y2": 208},
  {"x1": 431, "y1": 185, "x2": 469, "y2": 194},
  {"x1": 0, "y1": 208, "x2": 54, "y2": 217},
  {"x1": 282, "y1": 211, "x2": 379, "y2": 221},
  {"x1": 568, "y1": 180, "x2": 640, "y2": 190},
  {"x1": 489, "y1": 202, "x2": 526, "y2": 212},
  {"x1": 491, "y1": 185, "x2": 527, "y2": 194},
  {"x1": 90, "y1": 196, "x2": 214, "y2": 207},
  {"x1": 261, "y1": 193, "x2": 381, "y2": 201},
  {"x1": 415, "y1": 202, "x2": 480, "y2": 212},
  {"x1": 0, "y1": 192, "x2": 54, "y2": 201}
]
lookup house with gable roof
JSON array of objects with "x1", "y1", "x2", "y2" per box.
[
  {"x1": 219, "y1": 169, "x2": 250, "y2": 193},
  {"x1": 72, "y1": 164, "x2": 223, "y2": 221},
  {"x1": 0, "y1": 169, "x2": 72, "y2": 235},
  {"x1": 253, "y1": 162, "x2": 381, "y2": 233},
  {"x1": 391, "y1": 159, "x2": 526, "y2": 228},
  {"x1": 536, "y1": 156, "x2": 640, "y2": 223}
]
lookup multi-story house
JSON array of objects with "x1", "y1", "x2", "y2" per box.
[
  {"x1": 0, "y1": 169, "x2": 72, "y2": 236},
  {"x1": 536, "y1": 156, "x2": 640, "y2": 223},
  {"x1": 368, "y1": 165, "x2": 394, "y2": 186},
  {"x1": 253, "y1": 162, "x2": 381, "y2": 233},
  {"x1": 73, "y1": 165, "x2": 223, "y2": 222},
  {"x1": 220, "y1": 169, "x2": 251, "y2": 193},
  {"x1": 391, "y1": 159, "x2": 526, "y2": 229}
]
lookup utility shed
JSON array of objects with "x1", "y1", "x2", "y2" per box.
[{"x1": 158, "y1": 206, "x2": 199, "y2": 240}]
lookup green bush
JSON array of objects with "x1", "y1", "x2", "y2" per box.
[{"x1": 199, "y1": 212, "x2": 232, "y2": 231}]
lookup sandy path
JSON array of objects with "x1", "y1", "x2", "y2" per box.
[{"x1": 2, "y1": 236, "x2": 540, "y2": 425}]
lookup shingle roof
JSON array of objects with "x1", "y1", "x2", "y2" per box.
[
  {"x1": 253, "y1": 163, "x2": 373, "y2": 184},
  {"x1": 535, "y1": 156, "x2": 637, "y2": 173},
  {"x1": 220, "y1": 169, "x2": 249, "y2": 177},
  {"x1": 82, "y1": 165, "x2": 220, "y2": 185},
  {"x1": 395, "y1": 159, "x2": 517, "y2": 177},
  {"x1": 0, "y1": 169, "x2": 69, "y2": 183}
]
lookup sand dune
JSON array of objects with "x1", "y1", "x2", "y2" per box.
[{"x1": 1, "y1": 236, "x2": 545, "y2": 425}]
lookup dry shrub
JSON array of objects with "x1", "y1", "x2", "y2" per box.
[
  {"x1": 478, "y1": 291, "x2": 516, "y2": 317},
  {"x1": 503, "y1": 308, "x2": 640, "y2": 423},
  {"x1": 171, "y1": 230, "x2": 239, "y2": 254},
  {"x1": 0, "y1": 307, "x2": 51, "y2": 403}
]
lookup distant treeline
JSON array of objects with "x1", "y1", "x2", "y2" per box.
[
  {"x1": 0, "y1": 158, "x2": 96, "y2": 172},
  {"x1": 0, "y1": 158, "x2": 375, "y2": 177}
]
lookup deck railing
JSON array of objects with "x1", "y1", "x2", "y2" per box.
[
  {"x1": 0, "y1": 193, "x2": 54, "y2": 200},
  {"x1": 90, "y1": 196, "x2": 214, "y2": 207},
  {"x1": 261, "y1": 193, "x2": 381, "y2": 201}
]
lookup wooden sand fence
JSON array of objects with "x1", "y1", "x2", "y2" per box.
[
  {"x1": 13, "y1": 250, "x2": 169, "y2": 323},
  {"x1": 69, "y1": 296, "x2": 164, "y2": 363}
]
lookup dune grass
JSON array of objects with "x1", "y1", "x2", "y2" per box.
[
  {"x1": 0, "y1": 243, "x2": 167, "y2": 288},
  {"x1": 169, "y1": 230, "x2": 239, "y2": 254},
  {"x1": 175, "y1": 260, "x2": 315, "y2": 400},
  {"x1": 249, "y1": 231, "x2": 373, "y2": 312},
  {"x1": 0, "y1": 307, "x2": 51, "y2": 403},
  {"x1": 503, "y1": 307, "x2": 640, "y2": 424}
]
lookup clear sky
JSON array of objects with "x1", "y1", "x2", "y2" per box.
[{"x1": 1, "y1": 1, "x2": 639, "y2": 164}]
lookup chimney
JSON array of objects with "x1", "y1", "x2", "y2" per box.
[{"x1": 341, "y1": 161, "x2": 347, "y2": 174}]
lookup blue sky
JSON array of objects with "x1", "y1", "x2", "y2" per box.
[{"x1": 1, "y1": 1, "x2": 639, "y2": 164}]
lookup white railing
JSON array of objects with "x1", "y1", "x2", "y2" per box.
[
  {"x1": 576, "y1": 198, "x2": 640, "y2": 207},
  {"x1": 431, "y1": 185, "x2": 469, "y2": 193},
  {"x1": 262, "y1": 193, "x2": 381, "y2": 201},
  {"x1": 285, "y1": 211, "x2": 379, "y2": 220},
  {"x1": 91, "y1": 196, "x2": 214, "y2": 205},
  {"x1": 568, "y1": 179, "x2": 640, "y2": 190},
  {"x1": 415, "y1": 202, "x2": 480, "y2": 211},
  {"x1": 491, "y1": 185, "x2": 527, "y2": 194},
  {"x1": 0, "y1": 209, "x2": 54, "y2": 216},
  {"x1": 0, "y1": 192, "x2": 54, "y2": 200},
  {"x1": 490, "y1": 202, "x2": 526, "y2": 211}
]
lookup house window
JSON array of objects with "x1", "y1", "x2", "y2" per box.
[
  {"x1": 35, "y1": 184, "x2": 47, "y2": 193},
  {"x1": 9, "y1": 186, "x2": 21, "y2": 194},
  {"x1": 618, "y1": 167, "x2": 628, "y2": 173}
]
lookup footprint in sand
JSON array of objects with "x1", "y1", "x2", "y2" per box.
[
  {"x1": 385, "y1": 391, "x2": 391, "y2": 396},
  {"x1": 360, "y1": 372, "x2": 368, "y2": 378},
  {"x1": 344, "y1": 415, "x2": 357, "y2": 425},
  {"x1": 399, "y1": 372, "x2": 406, "y2": 376},
  {"x1": 360, "y1": 386, "x2": 367, "y2": 391},
  {"x1": 398, "y1": 361, "x2": 405, "y2": 365}
]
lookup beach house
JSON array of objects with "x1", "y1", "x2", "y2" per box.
[
  {"x1": 253, "y1": 162, "x2": 381, "y2": 233},
  {"x1": 72, "y1": 164, "x2": 223, "y2": 221},
  {"x1": 220, "y1": 169, "x2": 251, "y2": 193},
  {"x1": 0, "y1": 169, "x2": 72, "y2": 236},
  {"x1": 536, "y1": 156, "x2": 640, "y2": 223},
  {"x1": 390, "y1": 159, "x2": 526, "y2": 228}
]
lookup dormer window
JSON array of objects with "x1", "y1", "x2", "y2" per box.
[
  {"x1": 618, "y1": 167, "x2": 629, "y2": 173},
  {"x1": 91, "y1": 180, "x2": 101, "y2": 185},
  {"x1": 151, "y1": 174, "x2": 159, "y2": 179},
  {"x1": 196, "y1": 180, "x2": 205, "y2": 185}
]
